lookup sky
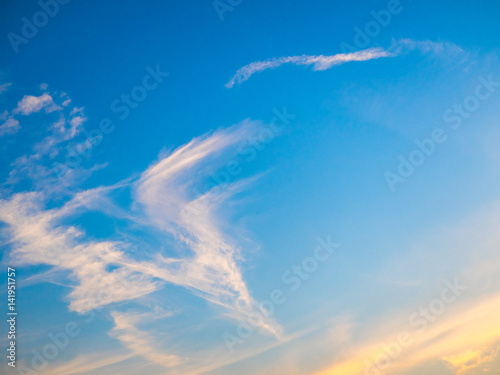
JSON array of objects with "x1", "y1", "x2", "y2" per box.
[{"x1": 0, "y1": 1, "x2": 500, "y2": 374}]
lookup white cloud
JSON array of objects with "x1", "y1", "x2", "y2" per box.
[
  {"x1": 0, "y1": 117, "x2": 20, "y2": 136},
  {"x1": 226, "y1": 39, "x2": 464, "y2": 88},
  {"x1": 69, "y1": 115, "x2": 86, "y2": 129},
  {"x1": 70, "y1": 106, "x2": 84, "y2": 116},
  {"x1": 0, "y1": 191, "x2": 162, "y2": 313},
  {"x1": 110, "y1": 310, "x2": 183, "y2": 368},
  {"x1": 0, "y1": 111, "x2": 284, "y2": 370},
  {"x1": 1, "y1": 118, "x2": 282, "y2": 332},
  {"x1": 4, "y1": 94, "x2": 93, "y2": 192},
  {"x1": 225, "y1": 48, "x2": 394, "y2": 88},
  {"x1": 134, "y1": 120, "x2": 282, "y2": 336},
  {"x1": 14, "y1": 93, "x2": 60, "y2": 115}
]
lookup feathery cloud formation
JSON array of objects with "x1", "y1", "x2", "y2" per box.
[
  {"x1": 0, "y1": 111, "x2": 282, "y2": 371},
  {"x1": 134, "y1": 120, "x2": 282, "y2": 336},
  {"x1": 225, "y1": 39, "x2": 463, "y2": 88}
]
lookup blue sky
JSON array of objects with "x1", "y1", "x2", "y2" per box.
[{"x1": 1, "y1": 1, "x2": 500, "y2": 374}]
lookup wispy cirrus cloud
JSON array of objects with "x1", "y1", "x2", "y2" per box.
[
  {"x1": 225, "y1": 47, "x2": 393, "y2": 88},
  {"x1": 134, "y1": 120, "x2": 282, "y2": 336},
  {"x1": 36, "y1": 351, "x2": 136, "y2": 375},
  {"x1": 0, "y1": 190, "x2": 162, "y2": 313},
  {"x1": 110, "y1": 310, "x2": 184, "y2": 368},
  {"x1": 0, "y1": 108, "x2": 283, "y2": 371},
  {"x1": 225, "y1": 39, "x2": 464, "y2": 88},
  {"x1": 1, "y1": 102, "x2": 281, "y2": 317}
]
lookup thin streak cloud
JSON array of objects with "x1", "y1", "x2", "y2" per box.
[
  {"x1": 225, "y1": 47, "x2": 393, "y2": 88},
  {"x1": 225, "y1": 39, "x2": 463, "y2": 88}
]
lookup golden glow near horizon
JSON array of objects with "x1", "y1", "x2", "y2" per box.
[{"x1": 313, "y1": 291, "x2": 500, "y2": 375}]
